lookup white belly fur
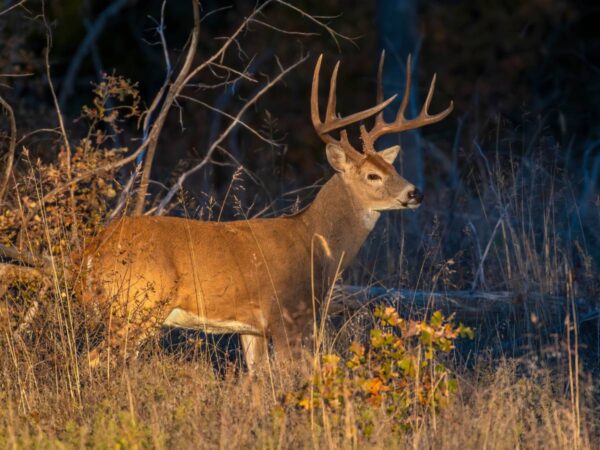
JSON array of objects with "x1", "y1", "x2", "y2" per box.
[{"x1": 163, "y1": 308, "x2": 262, "y2": 336}]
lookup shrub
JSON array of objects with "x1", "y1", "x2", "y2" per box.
[{"x1": 289, "y1": 306, "x2": 473, "y2": 435}]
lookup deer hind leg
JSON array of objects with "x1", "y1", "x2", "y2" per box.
[{"x1": 240, "y1": 334, "x2": 269, "y2": 373}]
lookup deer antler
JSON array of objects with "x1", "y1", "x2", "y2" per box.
[
  {"x1": 359, "y1": 51, "x2": 454, "y2": 153},
  {"x1": 311, "y1": 54, "x2": 396, "y2": 162}
]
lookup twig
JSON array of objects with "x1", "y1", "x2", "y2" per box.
[
  {"x1": 0, "y1": 95, "x2": 17, "y2": 204},
  {"x1": 0, "y1": 73, "x2": 34, "y2": 78},
  {"x1": 155, "y1": 54, "x2": 308, "y2": 215},
  {"x1": 58, "y1": 0, "x2": 132, "y2": 106},
  {"x1": 0, "y1": 244, "x2": 51, "y2": 269},
  {"x1": 179, "y1": 95, "x2": 278, "y2": 146},
  {"x1": 0, "y1": 0, "x2": 26, "y2": 17},
  {"x1": 177, "y1": 1, "x2": 274, "y2": 89},
  {"x1": 471, "y1": 207, "x2": 508, "y2": 292},
  {"x1": 112, "y1": 0, "x2": 173, "y2": 217},
  {"x1": 132, "y1": 0, "x2": 201, "y2": 216},
  {"x1": 248, "y1": 18, "x2": 320, "y2": 38},
  {"x1": 274, "y1": 0, "x2": 355, "y2": 50},
  {"x1": 208, "y1": 62, "x2": 258, "y2": 83},
  {"x1": 108, "y1": 163, "x2": 139, "y2": 219}
]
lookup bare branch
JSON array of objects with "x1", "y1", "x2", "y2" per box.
[
  {"x1": 0, "y1": 244, "x2": 51, "y2": 269},
  {"x1": 178, "y1": 1, "x2": 274, "y2": 89},
  {"x1": 0, "y1": 95, "x2": 17, "y2": 204},
  {"x1": 155, "y1": 54, "x2": 309, "y2": 215},
  {"x1": 274, "y1": 0, "x2": 356, "y2": 50},
  {"x1": 132, "y1": 0, "x2": 201, "y2": 216},
  {"x1": 115, "y1": 0, "x2": 173, "y2": 216},
  {"x1": 0, "y1": 73, "x2": 34, "y2": 78},
  {"x1": 25, "y1": 0, "x2": 351, "y2": 218},
  {"x1": 248, "y1": 18, "x2": 320, "y2": 38},
  {"x1": 0, "y1": 0, "x2": 26, "y2": 17},
  {"x1": 179, "y1": 94, "x2": 278, "y2": 146}
]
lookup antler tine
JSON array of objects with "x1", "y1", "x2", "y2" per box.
[
  {"x1": 374, "y1": 50, "x2": 386, "y2": 128},
  {"x1": 376, "y1": 51, "x2": 385, "y2": 107},
  {"x1": 320, "y1": 94, "x2": 396, "y2": 133},
  {"x1": 363, "y1": 52, "x2": 453, "y2": 147},
  {"x1": 396, "y1": 53, "x2": 412, "y2": 123},
  {"x1": 422, "y1": 73, "x2": 437, "y2": 116},
  {"x1": 311, "y1": 54, "x2": 404, "y2": 161},
  {"x1": 311, "y1": 54, "x2": 326, "y2": 136},
  {"x1": 311, "y1": 54, "x2": 396, "y2": 134},
  {"x1": 397, "y1": 74, "x2": 454, "y2": 132},
  {"x1": 310, "y1": 55, "x2": 367, "y2": 161},
  {"x1": 326, "y1": 61, "x2": 340, "y2": 121}
]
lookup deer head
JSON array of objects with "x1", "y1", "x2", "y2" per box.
[{"x1": 311, "y1": 52, "x2": 453, "y2": 212}]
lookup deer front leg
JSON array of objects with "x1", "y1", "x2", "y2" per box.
[
  {"x1": 87, "y1": 311, "x2": 158, "y2": 370},
  {"x1": 240, "y1": 334, "x2": 269, "y2": 373}
]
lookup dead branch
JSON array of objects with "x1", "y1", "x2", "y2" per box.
[
  {"x1": 22, "y1": 0, "x2": 352, "y2": 220},
  {"x1": 179, "y1": 95, "x2": 278, "y2": 146},
  {"x1": 155, "y1": 54, "x2": 309, "y2": 215},
  {"x1": 132, "y1": 0, "x2": 201, "y2": 216},
  {"x1": 330, "y1": 285, "x2": 589, "y2": 322},
  {"x1": 0, "y1": 0, "x2": 26, "y2": 17},
  {"x1": 0, "y1": 94, "x2": 17, "y2": 204},
  {"x1": 274, "y1": 0, "x2": 355, "y2": 50},
  {"x1": 0, "y1": 244, "x2": 51, "y2": 269}
]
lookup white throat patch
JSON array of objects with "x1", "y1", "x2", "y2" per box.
[{"x1": 362, "y1": 210, "x2": 381, "y2": 230}]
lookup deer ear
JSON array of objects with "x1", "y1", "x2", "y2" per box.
[
  {"x1": 378, "y1": 145, "x2": 401, "y2": 164},
  {"x1": 326, "y1": 143, "x2": 352, "y2": 173}
]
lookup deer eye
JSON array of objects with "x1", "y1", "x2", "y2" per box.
[{"x1": 367, "y1": 173, "x2": 382, "y2": 182}]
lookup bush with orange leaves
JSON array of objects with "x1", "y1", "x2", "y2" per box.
[
  {"x1": 290, "y1": 306, "x2": 474, "y2": 435},
  {"x1": 0, "y1": 74, "x2": 140, "y2": 257}
]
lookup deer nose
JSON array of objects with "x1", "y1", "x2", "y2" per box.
[{"x1": 407, "y1": 188, "x2": 423, "y2": 204}]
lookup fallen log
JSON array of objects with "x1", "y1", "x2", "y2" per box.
[{"x1": 330, "y1": 285, "x2": 591, "y2": 323}]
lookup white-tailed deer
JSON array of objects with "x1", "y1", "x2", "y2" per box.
[{"x1": 80, "y1": 53, "x2": 452, "y2": 371}]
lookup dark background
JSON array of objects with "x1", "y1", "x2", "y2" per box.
[{"x1": 2, "y1": 1, "x2": 598, "y2": 179}]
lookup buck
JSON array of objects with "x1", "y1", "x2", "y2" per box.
[{"x1": 80, "y1": 53, "x2": 452, "y2": 371}]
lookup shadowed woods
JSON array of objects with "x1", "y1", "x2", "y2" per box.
[{"x1": 0, "y1": 0, "x2": 598, "y2": 448}]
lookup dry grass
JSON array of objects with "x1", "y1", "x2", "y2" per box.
[
  {"x1": 0, "y1": 346, "x2": 597, "y2": 449},
  {"x1": 1, "y1": 130, "x2": 599, "y2": 448}
]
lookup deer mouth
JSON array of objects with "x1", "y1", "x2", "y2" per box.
[{"x1": 396, "y1": 199, "x2": 422, "y2": 209}]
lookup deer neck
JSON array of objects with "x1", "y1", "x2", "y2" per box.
[{"x1": 301, "y1": 174, "x2": 380, "y2": 273}]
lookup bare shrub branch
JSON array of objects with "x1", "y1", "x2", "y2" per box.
[
  {"x1": 132, "y1": 0, "x2": 201, "y2": 216},
  {"x1": 155, "y1": 54, "x2": 309, "y2": 215}
]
